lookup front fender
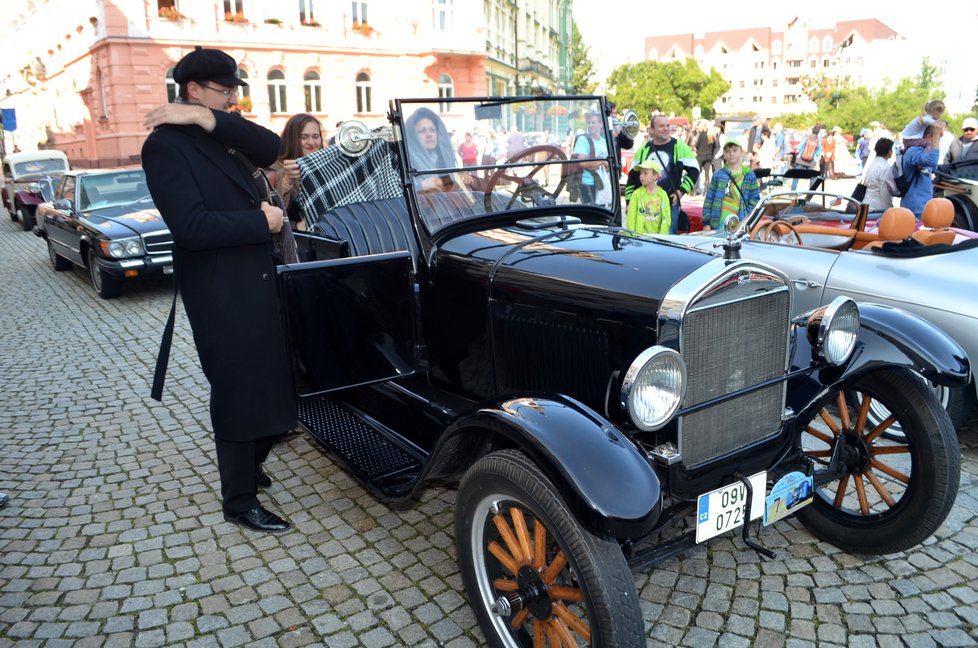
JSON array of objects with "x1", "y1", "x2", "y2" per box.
[
  {"x1": 429, "y1": 394, "x2": 661, "y2": 540},
  {"x1": 13, "y1": 190, "x2": 43, "y2": 206}
]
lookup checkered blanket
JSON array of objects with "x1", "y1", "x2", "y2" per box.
[{"x1": 296, "y1": 140, "x2": 403, "y2": 229}]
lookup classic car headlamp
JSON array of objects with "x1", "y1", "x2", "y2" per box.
[
  {"x1": 621, "y1": 346, "x2": 687, "y2": 431},
  {"x1": 809, "y1": 296, "x2": 859, "y2": 366},
  {"x1": 101, "y1": 237, "x2": 144, "y2": 259}
]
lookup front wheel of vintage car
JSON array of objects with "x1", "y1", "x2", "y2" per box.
[
  {"x1": 796, "y1": 369, "x2": 959, "y2": 554},
  {"x1": 18, "y1": 205, "x2": 35, "y2": 231},
  {"x1": 455, "y1": 449, "x2": 644, "y2": 648},
  {"x1": 87, "y1": 247, "x2": 122, "y2": 299}
]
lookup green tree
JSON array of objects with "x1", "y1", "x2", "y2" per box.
[
  {"x1": 568, "y1": 22, "x2": 596, "y2": 95},
  {"x1": 605, "y1": 59, "x2": 730, "y2": 122}
]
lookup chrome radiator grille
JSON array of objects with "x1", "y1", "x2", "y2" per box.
[
  {"x1": 143, "y1": 230, "x2": 173, "y2": 256},
  {"x1": 679, "y1": 287, "x2": 790, "y2": 467}
]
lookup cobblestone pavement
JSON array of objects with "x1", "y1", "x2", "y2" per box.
[{"x1": 1, "y1": 208, "x2": 976, "y2": 648}]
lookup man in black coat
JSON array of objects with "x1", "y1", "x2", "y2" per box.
[{"x1": 141, "y1": 47, "x2": 297, "y2": 533}]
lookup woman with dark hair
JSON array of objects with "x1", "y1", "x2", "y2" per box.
[
  {"x1": 404, "y1": 107, "x2": 461, "y2": 192},
  {"x1": 269, "y1": 113, "x2": 324, "y2": 230}
]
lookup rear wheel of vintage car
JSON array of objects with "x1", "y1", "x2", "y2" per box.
[
  {"x1": 796, "y1": 369, "x2": 959, "y2": 554},
  {"x1": 18, "y1": 205, "x2": 35, "y2": 231},
  {"x1": 87, "y1": 247, "x2": 122, "y2": 299},
  {"x1": 455, "y1": 449, "x2": 644, "y2": 648},
  {"x1": 48, "y1": 240, "x2": 71, "y2": 271}
]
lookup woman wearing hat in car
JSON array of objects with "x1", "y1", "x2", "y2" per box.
[{"x1": 141, "y1": 47, "x2": 297, "y2": 534}]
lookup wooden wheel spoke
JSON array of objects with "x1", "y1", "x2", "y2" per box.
[
  {"x1": 533, "y1": 617, "x2": 546, "y2": 647},
  {"x1": 863, "y1": 414, "x2": 897, "y2": 444},
  {"x1": 493, "y1": 578, "x2": 518, "y2": 592},
  {"x1": 855, "y1": 392, "x2": 873, "y2": 434},
  {"x1": 488, "y1": 541, "x2": 520, "y2": 576},
  {"x1": 805, "y1": 426, "x2": 835, "y2": 445},
  {"x1": 492, "y1": 513, "x2": 526, "y2": 565},
  {"x1": 513, "y1": 608, "x2": 530, "y2": 632},
  {"x1": 853, "y1": 473, "x2": 870, "y2": 515},
  {"x1": 543, "y1": 619, "x2": 560, "y2": 646},
  {"x1": 510, "y1": 508, "x2": 533, "y2": 569},
  {"x1": 533, "y1": 519, "x2": 546, "y2": 571},
  {"x1": 552, "y1": 615, "x2": 579, "y2": 647},
  {"x1": 870, "y1": 459, "x2": 910, "y2": 484},
  {"x1": 836, "y1": 393, "x2": 853, "y2": 431},
  {"x1": 832, "y1": 473, "x2": 850, "y2": 508},
  {"x1": 870, "y1": 444, "x2": 910, "y2": 455},
  {"x1": 819, "y1": 408, "x2": 841, "y2": 435},
  {"x1": 553, "y1": 602, "x2": 591, "y2": 643},
  {"x1": 549, "y1": 585, "x2": 584, "y2": 602},
  {"x1": 541, "y1": 550, "x2": 567, "y2": 585},
  {"x1": 864, "y1": 469, "x2": 896, "y2": 507}
]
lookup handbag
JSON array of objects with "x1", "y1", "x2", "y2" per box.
[{"x1": 851, "y1": 182, "x2": 867, "y2": 202}]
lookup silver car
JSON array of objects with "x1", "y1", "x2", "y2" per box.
[{"x1": 671, "y1": 190, "x2": 978, "y2": 429}]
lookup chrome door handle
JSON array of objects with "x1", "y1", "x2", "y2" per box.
[{"x1": 791, "y1": 279, "x2": 820, "y2": 289}]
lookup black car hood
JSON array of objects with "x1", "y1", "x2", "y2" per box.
[
  {"x1": 450, "y1": 225, "x2": 717, "y2": 319},
  {"x1": 82, "y1": 203, "x2": 166, "y2": 237}
]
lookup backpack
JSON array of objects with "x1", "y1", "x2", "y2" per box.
[
  {"x1": 566, "y1": 134, "x2": 595, "y2": 202},
  {"x1": 890, "y1": 153, "x2": 917, "y2": 197},
  {"x1": 796, "y1": 134, "x2": 819, "y2": 166}
]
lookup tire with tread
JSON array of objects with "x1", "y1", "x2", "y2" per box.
[
  {"x1": 455, "y1": 449, "x2": 644, "y2": 647},
  {"x1": 87, "y1": 247, "x2": 122, "y2": 299},
  {"x1": 48, "y1": 240, "x2": 72, "y2": 271},
  {"x1": 18, "y1": 205, "x2": 35, "y2": 231},
  {"x1": 796, "y1": 368, "x2": 959, "y2": 554}
]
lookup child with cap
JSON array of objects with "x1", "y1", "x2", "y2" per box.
[
  {"x1": 702, "y1": 140, "x2": 761, "y2": 232},
  {"x1": 625, "y1": 159, "x2": 671, "y2": 235}
]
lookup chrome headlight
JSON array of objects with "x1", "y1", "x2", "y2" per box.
[
  {"x1": 809, "y1": 297, "x2": 859, "y2": 366},
  {"x1": 621, "y1": 346, "x2": 687, "y2": 431},
  {"x1": 103, "y1": 237, "x2": 144, "y2": 259}
]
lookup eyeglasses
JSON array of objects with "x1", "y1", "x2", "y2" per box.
[
  {"x1": 200, "y1": 84, "x2": 236, "y2": 97},
  {"x1": 964, "y1": 127, "x2": 976, "y2": 133}
]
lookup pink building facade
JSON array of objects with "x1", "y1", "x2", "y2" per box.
[{"x1": 0, "y1": 0, "x2": 487, "y2": 166}]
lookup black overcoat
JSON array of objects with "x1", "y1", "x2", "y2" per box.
[{"x1": 141, "y1": 111, "x2": 297, "y2": 441}]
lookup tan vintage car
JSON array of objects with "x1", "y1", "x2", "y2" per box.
[{"x1": 1, "y1": 150, "x2": 69, "y2": 231}]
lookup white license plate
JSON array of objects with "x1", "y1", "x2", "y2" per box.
[
  {"x1": 163, "y1": 265, "x2": 174, "y2": 275},
  {"x1": 695, "y1": 472, "x2": 766, "y2": 543}
]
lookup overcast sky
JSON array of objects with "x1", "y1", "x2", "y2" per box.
[{"x1": 572, "y1": 0, "x2": 977, "y2": 85}]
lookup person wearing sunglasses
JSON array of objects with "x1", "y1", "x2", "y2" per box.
[
  {"x1": 945, "y1": 117, "x2": 978, "y2": 165},
  {"x1": 141, "y1": 47, "x2": 296, "y2": 534}
]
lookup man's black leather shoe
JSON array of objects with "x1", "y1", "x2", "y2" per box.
[
  {"x1": 224, "y1": 506, "x2": 290, "y2": 533},
  {"x1": 256, "y1": 469, "x2": 272, "y2": 489}
]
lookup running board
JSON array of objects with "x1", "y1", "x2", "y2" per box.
[{"x1": 298, "y1": 395, "x2": 427, "y2": 499}]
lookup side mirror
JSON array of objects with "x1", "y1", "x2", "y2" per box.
[{"x1": 53, "y1": 198, "x2": 72, "y2": 211}]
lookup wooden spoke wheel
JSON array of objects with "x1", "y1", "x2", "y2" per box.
[
  {"x1": 456, "y1": 450, "x2": 644, "y2": 647},
  {"x1": 795, "y1": 369, "x2": 959, "y2": 554}
]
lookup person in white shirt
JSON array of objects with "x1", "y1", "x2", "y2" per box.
[{"x1": 863, "y1": 137, "x2": 898, "y2": 213}]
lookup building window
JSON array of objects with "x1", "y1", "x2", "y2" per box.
[
  {"x1": 304, "y1": 70, "x2": 323, "y2": 113},
  {"x1": 224, "y1": 0, "x2": 245, "y2": 18},
  {"x1": 823, "y1": 58, "x2": 831, "y2": 67},
  {"x1": 300, "y1": 0, "x2": 317, "y2": 24},
  {"x1": 268, "y1": 69, "x2": 287, "y2": 114},
  {"x1": 739, "y1": 80, "x2": 745, "y2": 89},
  {"x1": 788, "y1": 60, "x2": 801, "y2": 68},
  {"x1": 433, "y1": 0, "x2": 452, "y2": 30},
  {"x1": 438, "y1": 73, "x2": 454, "y2": 112},
  {"x1": 165, "y1": 67, "x2": 178, "y2": 103},
  {"x1": 810, "y1": 59, "x2": 816, "y2": 68},
  {"x1": 238, "y1": 68, "x2": 250, "y2": 101},
  {"x1": 808, "y1": 37, "x2": 819, "y2": 52},
  {"x1": 351, "y1": 1, "x2": 367, "y2": 23},
  {"x1": 822, "y1": 36, "x2": 833, "y2": 51},
  {"x1": 355, "y1": 72, "x2": 371, "y2": 113}
]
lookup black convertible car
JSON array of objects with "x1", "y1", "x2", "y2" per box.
[
  {"x1": 34, "y1": 168, "x2": 172, "y2": 298},
  {"x1": 269, "y1": 96, "x2": 966, "y2": 646}
]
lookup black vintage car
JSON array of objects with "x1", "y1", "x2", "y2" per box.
[
  {"x1": 33, "y1": 168, "x2": 173, "y2": 298},
  {"x1": 272, "y1": 96, "x2": 968, "y2": 646}
]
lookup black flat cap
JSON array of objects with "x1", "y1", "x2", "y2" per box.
[{"x1": 172, "y1": 46, "x2": 247, "y2": 87}]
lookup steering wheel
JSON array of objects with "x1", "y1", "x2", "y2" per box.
[
  {"x1": 483, "y1": 145, "x2": 567, "y2": 211},
  {"x1": 752, "y1": 220, "x2": 804, "y2": 245}
]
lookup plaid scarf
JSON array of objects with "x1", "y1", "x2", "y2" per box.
[{"x1": 295, "y1": 140, "x2": 403, "y2": 230}]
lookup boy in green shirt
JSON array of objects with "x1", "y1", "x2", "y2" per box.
[{"x1": 626, "y1": 159, "x2": 671, "y2": 234}]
